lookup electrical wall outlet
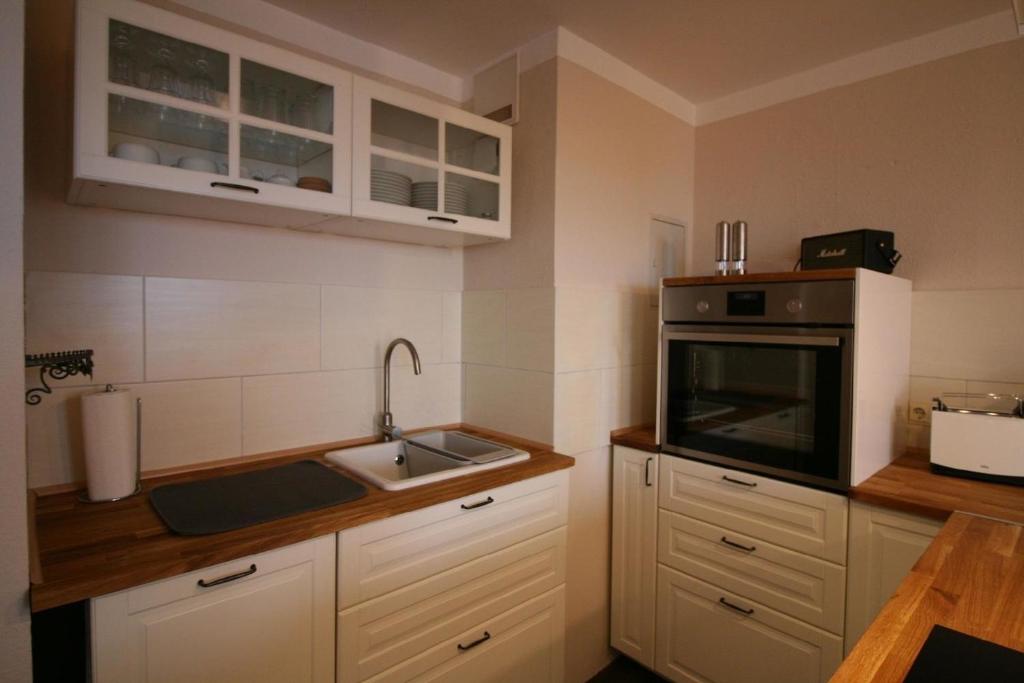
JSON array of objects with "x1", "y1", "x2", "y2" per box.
[{"x1": 909, "y1": 402, "x2": 932, "y2": 424}]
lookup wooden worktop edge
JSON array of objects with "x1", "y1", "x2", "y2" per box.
[{"x1": 663, "y1": 268, "x2": 856, "y2": 287}]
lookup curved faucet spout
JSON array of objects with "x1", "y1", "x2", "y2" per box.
[{"x1": 381, "y1": 338, "x2": 421, "y2": 441}]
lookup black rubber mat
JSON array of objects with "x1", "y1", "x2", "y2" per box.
[
  {"x1": 905, "y1": 625, "x2": 1024, "y2": 682},
  {"x1": 149, "y1": 460, "x2": 367, "y2": 535}
]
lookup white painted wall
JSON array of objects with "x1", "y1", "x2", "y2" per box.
[{"x1": 0, "y1": 0, "x2": 33, "y2": 679}]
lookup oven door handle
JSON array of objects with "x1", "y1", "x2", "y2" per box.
[{"x1": 663, "y1": 332, "x2": 840, "y2": 347}]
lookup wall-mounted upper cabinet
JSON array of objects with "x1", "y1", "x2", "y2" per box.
[
  {"x1": 71, "y1": 0, "x2": 512, "y2": 248},
  {"x1": 349, "y1": 77, "x2": 511, "y2": 244}
]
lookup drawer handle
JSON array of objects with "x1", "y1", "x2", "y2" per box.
[
  {"x1": 457, "y1": 631, "x2": 491, "y2": 651},
  {"x1": 721, "y1": 474, "x2": 757, "y2": 488},
  {"x1": 210, "y1": 181, "x2": 259, "y2": 194},
  {"x1": 460, "y1": 496, "x2": 494, "y2": 510},
  {"x1": 428, "y1": 215, "x2": 459, "y2": 224},
  {"x1": 645, "y1": 457, "x2": 653, "y2": 487},
  {"x1": 720, "y1": 536, "x2": 756, "y2": 553},
  {"x1": 197, "y1": 563, "x2": 257, "y2": 588},
  {"x1": 718, "y1": 597, "x2": 754, "y2": 616}
]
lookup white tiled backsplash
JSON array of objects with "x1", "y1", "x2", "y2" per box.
[
  {"x1": 24, "y1": 271, "x2": 462, "y2": 488},
  {"x1": 905, "y1": 289, "x2": 1024, "y2": 449},
  {"x1": 460, "y1": 285, "x2": 658, "y2": 456}
]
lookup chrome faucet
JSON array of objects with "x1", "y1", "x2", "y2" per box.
[{"x1": 380, "y1": 338, "x2": 422, "y2": 441}]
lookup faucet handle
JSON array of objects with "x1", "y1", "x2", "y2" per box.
[{"x1": 380, "y1": 423, "x2": 403, "y2": 440}]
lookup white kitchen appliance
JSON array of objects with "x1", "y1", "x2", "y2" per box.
[{"x1": 931, "y1": 393, "x2": 1024, "y2": 484}]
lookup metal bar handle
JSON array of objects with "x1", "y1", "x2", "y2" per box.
[
  {"x1": 719, "y1": 597, "x2": 754, "y2": 615},
  {"x1": 721, "y1": 474, "x2": 757, "y2": 488},
  {"x1": 457, "y1": 631, "x2": 491, "y2": 651},
  {"x1": 427, "y1": 216, "x2": 458, "y2": 224},
  {"x1": 665, "y1": 331, "x2": 840, "y2": 348},
  {"x1": 197, "y1": 564, "x2": 257, "y2": 588},
  {"x1": 210, "y1": 181, "x2": 259, "y2": 194},
  {"x1": 720, "y1": 536, "x2": 756, "y2": 553},
  {"x1": 460, "y1": 496, "x2": 494, "y2": 510},
  {"x1": 645, "y1": 457, "x2": 653, "y2": 487}
]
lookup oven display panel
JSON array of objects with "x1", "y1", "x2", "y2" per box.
[{"x1": 727, "y1": 290, "x2": 765, "y2": 316}]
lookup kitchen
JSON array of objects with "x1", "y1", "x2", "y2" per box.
[{"x1": 2, "y1": 0, "x2": 1024, "y2": 682}]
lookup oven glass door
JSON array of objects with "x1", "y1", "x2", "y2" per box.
[{"x1": 662, "y1": 328, "x2": 851, "y2": 489}]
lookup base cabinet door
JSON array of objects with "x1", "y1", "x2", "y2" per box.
[
  {"x1": 91, "y1": 536, "x2": 336, "y2": 683},
  {"x1": 610, "y1": 445, "x2": 659, "y2": 667},
  {"x1": 844, "y1": 501, "x2": 944, "y2": 654},
  {"x1": 654, "y1": 566, "x2": 843, "y2": 683}
]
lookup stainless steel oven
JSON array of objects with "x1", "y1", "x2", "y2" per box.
[{"x1": 660, "y1": 280, "x2": 855, "y2": 491}]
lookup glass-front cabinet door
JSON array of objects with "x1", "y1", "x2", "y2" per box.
[
  {"x1": 73, "y1": 0, "x2": 351, "y2": 224},
  {"x1": 351, "y1": 76, "x2": 511, "y2": 241}
]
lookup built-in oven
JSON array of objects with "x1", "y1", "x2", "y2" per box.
[{"x1": 660, "y1": 280, "x2": 855, "y2": 491}]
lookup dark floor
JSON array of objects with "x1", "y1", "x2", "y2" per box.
[{"x1": 587, "y1": 656, "x2": 668, "y2": 683}]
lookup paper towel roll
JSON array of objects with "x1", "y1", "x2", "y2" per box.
[{"x1": 81, "y1": 387, "x2": 138, "y2": 501}]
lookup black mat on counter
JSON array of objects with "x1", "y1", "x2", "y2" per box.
[
  {"x1": 149, "y1": 460, "x2": 367, "y2": 535},
  {"x1": 904, "y1": 625, "x2": 1024, "y2": 682}
]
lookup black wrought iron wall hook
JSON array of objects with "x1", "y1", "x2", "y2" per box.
[{"x1": 25, "y1": 350, "x2": 95, "y2": 405}]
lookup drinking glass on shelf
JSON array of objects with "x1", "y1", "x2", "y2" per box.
[
  {"x1": 110, "y1": 23, "x2": 136, "y2": 86},
  {"x1": 188, "y1": 58, "x2": 215, "y2": 105},
  {"x1": 289, "y1": 94, "x2": 314, "y2": 129},
  {"x1": 258, "y1": 85, "x2": 286, "y2": 122},
  {"x1": 149, "y1": 39, "x2": 179, "y2": 97}
]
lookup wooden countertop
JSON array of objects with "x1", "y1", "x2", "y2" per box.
[
  {"x1": 30, "y1": 426, "x2": 573, "y2": 613},
  {"x1": 850, "y1": 449, "x2": 1024, "y2": 524},
  {"x1": 662, "y1": 268, "x2": 856, "y2": 287},
  {"x1": 832, "y1": 512, "x2": 1024, "y2": 681},
  {"x1": 610, "y1": 425, "x2": 660, "y2": 453}
]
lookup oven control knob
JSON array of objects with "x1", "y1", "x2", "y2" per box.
[
  {"x1": 786, "y1": 298, "x2": 803, "y2": 314},
  {"x1": 696, "y1": 300, "x2": 710, "y2": 314}
]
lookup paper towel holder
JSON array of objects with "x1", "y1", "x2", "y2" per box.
[
  {"x1": 25, "y1": 349, "x2": 95, "y2": 405},
  {"x1": 77, "y1": 386, "x2": 144, "y2": 504}
]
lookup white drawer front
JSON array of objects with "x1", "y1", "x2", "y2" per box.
[
  {"x1": 658, "y1": 455, "x2": 848, "y2": 564},
  {"x1": 658, "y1": 510, "x2": 846, "y2": 634},
  {"x1": 655, "y1": 566, "x2": 843, "y2": 683},
  {"x1": 338, "y1": 470, "x2": 569, "y2": 608},
  {"x1": 361, "y1": 586, "x2": 565, "y2": 683},
  {"x1": 338, "y1": 528, "x2": 566, "y2": 682}
]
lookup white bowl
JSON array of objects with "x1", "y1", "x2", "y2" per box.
[
  {"x1": 111, "y1": 142, "x2": 159, "y2": 165},
  {"x1": 267, "y1": 174, "x2": 295, "y2": 186},
  {"x1": 176, "y1": 156, "x2": 218, "y2": 173}
]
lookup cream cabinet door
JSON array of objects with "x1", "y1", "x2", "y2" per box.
[
  {"x1": 610, "y1": 445, "x2": 659, "y2": 667},
  {"x1": 91, "y1": 536, "x2": 336, "y2": 683},
  {"x1": 655, "y1": 566, "x2": 843, "y2": 683},
  {"x1": 350, "y1": 75, "x2": 511, "y2": 242},
  {"x1": 844, "y1": 501, "x2": 943, "y2": 654},
  {"x1": 74, "y1": 0, "x2": 353, "y2": 228}
]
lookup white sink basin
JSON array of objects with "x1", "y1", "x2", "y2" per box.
[{"x1": 326, "y1": 435, "x2": 529, "y2": 491}]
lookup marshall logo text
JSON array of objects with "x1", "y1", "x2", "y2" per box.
[{"x1": 817, "y1": 248, "x2": 847, "y2": 258}]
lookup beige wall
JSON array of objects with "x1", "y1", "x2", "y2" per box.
[
  {"x1": 1, "y1": 0, "x2": 32, "y2": 679},
  {"x1": 461, "y1": 57, "x2": 696, "y2": 682},
  {"x1": 24, "y1": 0, "x2": 464, "y2": 488},
  {"x1": 694, "y1": 39, "x2": 1024, "y2": 289},
  {"x1": 552, "y1": 59, "x2": 695, "y2": 683},
  {"x1": 694, "y1": 39, "x2": 1024, "y2": 448},
  {"x1": 462, "y1": 60, "x2": 559, "y2": 444}
]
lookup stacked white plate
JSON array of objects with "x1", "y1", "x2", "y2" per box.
[
  {"x1": 371, "y1": 169, "x2": 412, "y2": 206},
  {"x1": 444, "y1": 180, "x2": 470, "y2": 216},
  {"x1": 411, "y1": 181, "x2": 438, "y2": 210}
]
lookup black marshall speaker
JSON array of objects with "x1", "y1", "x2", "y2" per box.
[{"x1": 800, "y1": 229, "x2": 902, "y2": 274}]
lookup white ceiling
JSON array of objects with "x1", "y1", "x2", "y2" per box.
[{"x1": 262, "y1": 0, "x2": 1009, "y2": 103}]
